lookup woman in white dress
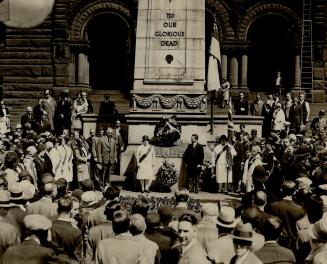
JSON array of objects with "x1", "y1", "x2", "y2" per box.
[
  {"x1": 135, "y1": 135, "x2": 155, "y2": 193},
  {"x1": 0, "y1": 100, "x2": 10, "y2": 135},
  {"x1": 57, "y1": 136, "x2": 71, "y2": 184},
  {"x1": 73, "y1": 138, "x2": 90, "y2": 184},
  {"x1": 71, "y1": 93, "x2": 88, "y2": 132}
]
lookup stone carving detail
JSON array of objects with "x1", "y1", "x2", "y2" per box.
[{"x1": 132, "y1": 94, "x2": 206, "y2": 112}]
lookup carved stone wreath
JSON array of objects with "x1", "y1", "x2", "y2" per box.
[{"x1": 133, "y1": 94, "x2": 205, "y2": 109}]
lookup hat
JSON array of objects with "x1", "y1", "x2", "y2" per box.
[
  {"x1": 15, "y1": 123, "x2": 22, "y2": 129},
  {"x1": 23, "y1": 214, "x2": 52, "y2": 231},
  {"x1": 216, "y1": 206, "x2": 237, "y2": 228},
  {"x1": 294, "y1": 145, "x2": 311, "y2": 157},
  {"x1": 201, "y1": 203, "x2": 219, "y2": 217},
  {"x1": 232, "y1": 221, "x2": 253, "y2": 242},
  {"x1": 252, "y1": 165, "x2": 267, "y2": 183},
  {"x1": 19, "y1": 180, "x2": 36, "y2": 200},
  {"x1": 81, "y1": 191, "x2": 101, "y2": 208},
  {"x1": 295, "y1": 177, "x2": 312, "y2": 187},
  {"x1": 142, "y1": 135, "x2": 150, "y2": 142},
  {"x1": 0, "y1": 190, "x2": 16, "y2": 207},
  {"x1": 309, "y1": 215, "x2": 327, "y2": 241},
  {"x1": 8, "y1": 182, "x2": 24, "y2": 201},
  {"x1": 319, "y1": 184, "x2": 327, "y2": 191},
  {"x1": 26, "y1": 146, "x2": 37, "y2": 156},
  {"x1": 71, "y1": 189, "x2": 83, "y2": 201},
  {"x1": 90, "y1": 128, "x2": 95, "y2": 133},
  {"x1": 276, "y1": 103, "x2": 282, "y2": 107}
]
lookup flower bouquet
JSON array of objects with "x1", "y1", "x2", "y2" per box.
[{"x1": 156, "y1": 160, "x2": 178, "y2": 192}]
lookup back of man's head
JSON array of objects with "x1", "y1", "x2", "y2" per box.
[
  {"x1": 254, "y1": 190, "x2": 267, "y2": 207},
  {"x1": 281, "y1": 180, "x2": 296, "y2": 197},
  {"x1": 43, "y1": 182, "x2": 56, "y2": 197},
  {"x1": 131, "y1": 198, "x2": 150, "y2": 217},
  {"x1": 263, "y1": 217, "x2": 283, "y2": 241},
  {"x1": 112, "y1": 210, "x2": 130, "y2": 235},
  {"x1": 104, "y1": 201, "x2": 122, "y2": 221},
  {"x1": 104, "y1": 185, "x2": 120, "y2": 201},
  {"x1": 145, "y1": 212, "x2": 161, "y2": 230},
  {"x1": 179, "y1": 213, "x2": 197, "y2": 226},
  {"x1": 175, "y1": 189, "x2": 189, "y2": 203},
  {"x1": 57, "y1": 196, "x2": 72, "y2": 214},
  {"x1": 158, "y1": 205, "x2": 174, "y2": 226},
  {"x1": 130, "y1": 214, "x2": 146, "y2": 236}
]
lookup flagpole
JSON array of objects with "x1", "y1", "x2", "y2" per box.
[{"x1": 209, "y1": 91, "x2": 214, "y2": 135}]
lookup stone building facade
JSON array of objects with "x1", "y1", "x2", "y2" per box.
[{"x1": 0, "y1": 0, "x2": 326, "y2": 121}]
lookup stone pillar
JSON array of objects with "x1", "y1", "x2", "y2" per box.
[
  {"x1": 77, "y1": 53, "x2": 89, "y2": 85},
  {"x1": 293, "y1": 54, "x2": 301, "y2": 89},
  {"x1": 230, "y1": 56, "x2": 239, "y2": 88},
  {"x1": 68, "y1": 52, "x2": 76, "y2": 84},
  {"x1": 240, "y1": 54, "x2": 248, "y2": 88},
  {"x1": 221, "y1": 54, "x2": 228, "y2": 80}
]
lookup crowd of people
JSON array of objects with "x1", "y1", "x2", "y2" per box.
[{"x1": 0, "y1": 88, "x2": 325, "y2": 263}]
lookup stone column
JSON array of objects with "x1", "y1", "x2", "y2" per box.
[
  {"x1": 221, "y1": 54, "x2": 228, "y2": 80},
  {"x1": 293, "y1": 54, "x2": 301, "y2": 89},
  {"x1": 230, "y1": 56, "x2": 239, "y2": 88},
  {"x1": 77, "y1": 53, "x2": 89, "y2": 85},
  {"x1": 68, "y1": 52, "x2": 76, "y2": 84},
  {"x1": 240, "y1": 54, "x2": 248, "y2": 88}
]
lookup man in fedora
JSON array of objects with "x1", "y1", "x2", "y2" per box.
[
  {"x1": 230, "y1": 221, "x2": 263, "y2": 264},
  {"x1": 96, "y1": 127, "x2": 117, "y2": 190},
  {"x1": 135, "y1": 135, "x2": 155, "y2": 193},
  {"x1": 0, "y1": 190, "x2": 20, "y2": 257},
  {"x1": 205, "y1": 206, "x2": 238, "y2": 264}
]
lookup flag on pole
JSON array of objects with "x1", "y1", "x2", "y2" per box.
[
  {"x1": 207, "y1": 23, "x2": 221, "y2": 92},
  {"x1": 227, "y1": 96, "x2": 234, "y2": 143}
]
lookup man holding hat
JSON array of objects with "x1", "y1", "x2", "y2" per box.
[
  {"x1": 0, "y1": 214, "x2": 54, "y2": 263},
  {"x1": 230, "y1": 221, "x2": 263, "y2": 264},
  {"x1": 135, "y1": 135, "x2": 155, "y2": 193}
]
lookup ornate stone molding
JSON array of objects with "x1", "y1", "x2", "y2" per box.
[
  {"x1": 131, "y1": 94, "x2": 207, "y2": 113},
  {"x1": 69, "y1": 1, "x2": 133, "y2": 41},
  {"x1": 69, "y1": 40, "x2": 90, "y2": 54},
  {"x1": 236, "y1": 3, "x2": 302, "y2": 42},
  {"x1": 206, "y1": 0, "x2": 235, "y2": 40}
]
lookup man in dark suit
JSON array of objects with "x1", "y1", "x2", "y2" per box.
[
  {"x1": 98, "y1": 94, "x2": 117, "y2": 126},
  {"x1": 0, "y1": 214, "x2": 55, "y2": 264},
  {"x1": 34, "y1": 112, "x2": 51, "y2": 134},
  {"x1": 269, "y1": 180, "x2": 305, "y2": 248},
  {"x1": 55, "y1": 90, "x2": 72, "y2": 135},
  {"x1": 255, "y1": 216, "x2": 296, "y2": 264},
  {"x1": 33, "y1": 144, "x2": 53, "y2": 182},
  {"x1": 21, "y1": 106, "x2": 35, "y2": 128},
  {"x1": 235, "y1": 92, "x2": 249, "y2": 115},
  {"x1": 182, "y1": 134, "x2": 204, "y2": 193},
  {"x1": 96, "y1": 127, "x2": 117, "y2": 190}
]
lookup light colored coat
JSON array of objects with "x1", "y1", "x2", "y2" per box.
[
  {"x1": 211, "y1": 143, "x2": 236, "y2": 184},
  {"x1": 135, "y1": 144, "x2": 155, "y2": 180},
  {"x1": 97, "y1": 136, "x2": 117, "y2": 165},
  {"x1": 273, "y1": 109, "x2": 286, "y2": 131},
  {"x1": 178, "y1": 240, "x2": 210, "y2": 264},
  {"x1": 242, "y1": 154, "x2": 263, "y2": 192}
]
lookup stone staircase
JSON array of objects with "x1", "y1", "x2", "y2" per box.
[{"x1": 4, "y1": 90, "x2": 326, "y2": 129}]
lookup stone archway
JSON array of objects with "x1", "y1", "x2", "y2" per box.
[
  {"x1": 237, "y1": 3, "x2": 301, "y2": 92},
  {"x1": 68, "y1": 1, "x2": 135, "y2": 92}
]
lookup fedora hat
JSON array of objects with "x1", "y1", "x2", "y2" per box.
[
  {"x1": 232, "y1": 221, "x2": 253, "y2": 242},
  {"x1": 216, "y1": 206, "x2": 237, "y2": 228},
  {"x1": 142, "y1": 135, "x2": 150, "y2": 142},
  {"x1": 294, "y1": 145, "x2": 311, "y2": 157},
  {"x1": 80, "y1": 191, "x2": 103, "y2": 208},
  {"x1": 0, "y1": 190, "x2": 16, "y2": 207}
]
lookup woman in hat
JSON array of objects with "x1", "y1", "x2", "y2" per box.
[
  {"x1": 272, "y1": 103, "x2": 286, "y2": 132},
  {"x1": 135, "y1": 135, "x2": 155, "y2": 193},
  {"x1": 0, "y1": 100, "x2": 10, "y2": 135}
]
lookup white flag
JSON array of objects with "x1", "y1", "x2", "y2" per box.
[{"x1": 207, "y1": 33, "x2": 221, "y2": 91}]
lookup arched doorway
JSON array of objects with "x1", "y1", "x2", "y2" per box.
[
  {"x1": 247, "y1": 14, "x2": 296, "y2": 93},
  {"x1": 87, "y1": 13, "x2": 133, "y2": 93}
]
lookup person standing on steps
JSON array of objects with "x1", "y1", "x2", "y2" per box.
[{"x1": 135, "y1": 135, "x2": 155, "y2": 193}]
